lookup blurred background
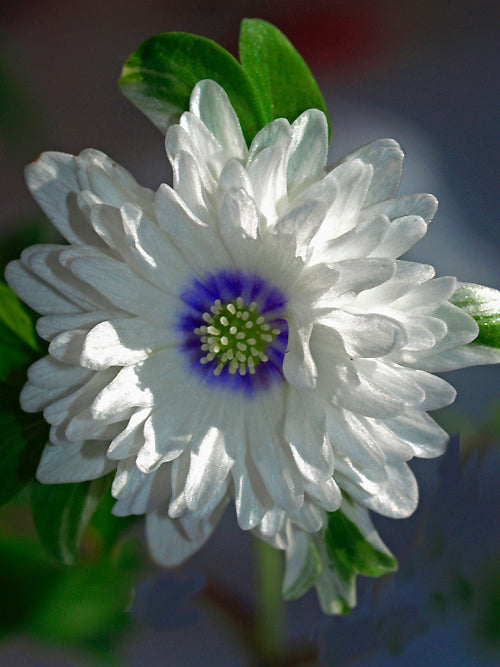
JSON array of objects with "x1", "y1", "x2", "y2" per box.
[{"x1": 0, "y1": 1, "x2": 499, "y2": 664}]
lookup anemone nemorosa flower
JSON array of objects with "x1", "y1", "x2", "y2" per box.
[{"x1": 7, "y1": 80, "x2": 495, "y2": 576}]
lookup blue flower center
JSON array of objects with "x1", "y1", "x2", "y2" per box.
[{"x1": 177, "y1": 271, "x2": 288, "y2": 393}]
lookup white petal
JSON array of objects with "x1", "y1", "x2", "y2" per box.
[
  {"x1": 25, "y1": 152, "x2": 106, "y2": 246},
  {"x1": 21, "y1": 381, "x2": 73, "y2": 413},
  {"x1": 354, "y1": 261, "x2": 435, "y2": 308},
  {"x1": 331, "y1": 364, "x2": 404, "y2": 418},
  {"x1": 248, "y1": 118, "x2": 291, "y2": 162},
  {"x1": 353, "y1": 359, "x2": 425, "y2": 406},
  {"x1": 282, "y1": 528, "x2": 319, "y2": 599},
  {"x1": 392, "y1": 276, "x2": 457, "y2": 314},
  {"x1": 219, "y1": 186, "x2": 259, "y2": 244},
  {"x1": 146, "y1": 498, "x2": 228, "y2": 567},
  {"x1": 5, "y1": 260, "x2": 80, "y2": 315},
  {"x1": 190, "y1": 80, "x2": 247, "y2": 162},
  {"x1": 91, "y1": 363, "x2": 154, "y2": 419},
  {"x1": 107, "y1": 408, "x2": 151, "y2": 460},
  {"x1": 407, "y1": 369, "x2": 457, "y2": 410},
  {"x1": 218, "y1": 159, "x2": 254, "y2": 198},
  {"x1": 77, "y1": 148, "x2": 154, "y2": 211},
  {"x1": 27, "y1": 355, "x2": 92, "y2": 388},
  {"x1": 304, "y1": 477, "x2": 342, "y2": 512},
  {"x1": 178, "y1": 110, "x2": 226, "y2": 177},
  {"x1": 359, "y1": 192, "x2": 438, "y2": 225},
  {"x1": 156, "y1": 183, "x2": 230, "y2": 274},
  {"x1": 37, "y1": 311, "x2": 108, "y2": 341},
  {"x1": 169, "y1": 150, "x2": 212, "y2": 223},
  {"x1": 63, "y1": 246, "x2": 176, "y2": 326},
  {"x1": 340, "y1": 139, "x2": 404, "y2": 206},
  {"x1": 319, "y1": 159, "x2": 373, "y2": 238},
  {"x1": 285, "y1": 387, "x2": 334, "y2": 483},
  {"x1": 318, "y1": 311, "x2": 406, "y2": 358},
  {"x1": 325, "y1": 258, "x2": 395, "y2": 303},
  {"x1": 166, "y1": 123, "x2": 217, "y2": 193},
  {"x1": 232, "y1": 450, "x2": 271, "y2": 530},
  {"x1": 168, "y1": 448, "x2": 191, "y2": 518},
  {"x1": 385, "y1": 409, "x2": 449, "y2": 458},
  {"x1": 82, "y1": 318, "x2": 171, "y2": 369},
  {"x1": 283, "y1": 318, "x2": 317, "y2": 389},
  {"x1": 287, "y1": 109, "x2": 328, "y2": 193},
  {"x1": 247, "y1": 146, "x2": 287, "y2": 224},
  {"x1": 247, "y1": 389, "x2": 303, "y2": 512},
  {"x1": 322, "y1": 214, "x2": 389, "y2": 262},
  {"x1": 359, "y1": 461, "x2": 419, "y2": 518},
  {"x1": 112, "y1": 464, "x2": 172, "y2": 516},
  {"x1": 42, "y1": 368, "x2": 117, "y2": 427},
  {"x1": 415, "y1": 343, "x2": 500, "y2": 372},
  {"x1": 273, "y1": 199, "x2": 326, "y2": 259},
  {"x1": 37, "y1": 440, "x2": 115, "y2": 483},
  {"x1": 370, "y1": 215, "x2": 427, "y2": 258}
]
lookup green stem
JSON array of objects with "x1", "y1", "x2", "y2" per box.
[{"x1": 254, "y1": 537, "x2": 286, "y2": 663}]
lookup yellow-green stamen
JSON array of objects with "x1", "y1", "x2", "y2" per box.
[{"x1": 194, "y1": 298, "x2": 281, "y2": 376}]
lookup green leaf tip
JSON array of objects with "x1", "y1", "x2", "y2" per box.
[
  {"x1": 324, "y1": 509, "x2": 398, "y2": 582},
  {"x1": 239, "y1": 18, "x2": 331, "y2": 138}
]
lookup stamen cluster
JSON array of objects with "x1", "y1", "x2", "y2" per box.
[{"x1": 194, "y1": 297, "x2": 280, "y2": 376}]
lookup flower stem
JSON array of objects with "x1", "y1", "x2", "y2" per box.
[{"x1": 254, "y1": 537, "x2": 286, "y2": 663}]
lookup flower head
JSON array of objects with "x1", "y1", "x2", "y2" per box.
[{"x1": 7, "y1": 80, "x2": 483, "y2": 579}]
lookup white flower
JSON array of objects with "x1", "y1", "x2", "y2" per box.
[{"x1": 6, "y1": 80, "x2": 493, "y2": 573}]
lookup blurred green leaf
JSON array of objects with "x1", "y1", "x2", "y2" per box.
[
  {"x1": 452, "y1": 283, "x2": 500, "y2": 349},
  {"x1": 29, "y1": 560, "x2": 133, "y2": 643},
  {"x1": 0, "y1": 533, "x2": 63, "y2": 637},
  {"x1": 239, "y1": 19, "x2": 330, "y2": 137},
  {"x1": 324, "y1": 509, "x2": 398, "y2": 581},
  {"x1": 119, "y1": 32, "x2": 268, "y2": 144},
  {"x1": 31, "y1": 476, "x2": 111, "y2": 564}
]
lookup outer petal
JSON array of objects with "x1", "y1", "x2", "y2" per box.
[
  {"x1": 146, "y1": 497, "x2": 228, "y2": 567},
  {"x1": 37, "y1": 440, "x2": 116, "y2": 483}
]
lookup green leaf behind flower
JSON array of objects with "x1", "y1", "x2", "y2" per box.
[
  {"x1": 0, "y1": 283, "x2": 39, "y2": 384},
  {"x1": 0, "y1": 383, "x2": 48, "y2": 507},
  {"x1": 31, "y1": 476, "x2": 111, "y2": 564},
  {"x1": 451, "y1": 283, "x2": 500, "y2": 349},
  {"x1": 239, "y1": 19, "x2": 331, "y2": 137},
  {"x1": 324, "y1": 509, "x2": 398, "y2": 582},
  {"x1": 119, "y1": 32, "x2": 268, "y2": 144}
]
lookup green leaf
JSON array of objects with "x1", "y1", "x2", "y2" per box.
[
  {"x1": 31, "y1": 476, "x2": 111, "y2": 564},
  {"x1": 119, "y1": 32, "x2": 268, "y2": 144},
  {"x1": 0, "y1": 412, "x2": 47, "y2": 507},
  {"x1": 0, "y1": 383, "x2": 48, "y2": 507},
  {"x1": 451, "y1": 282, "x2": 500, "y2": 349},
  {"x1": 324, "y1": 509, "x2": 398, "y2": 582},
  {"x1": 0, "y1": 282, "x2": 38, "y2": 351},
  {"x1": 239, "y1": 19, "x2": 331, "y2": 137}
]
